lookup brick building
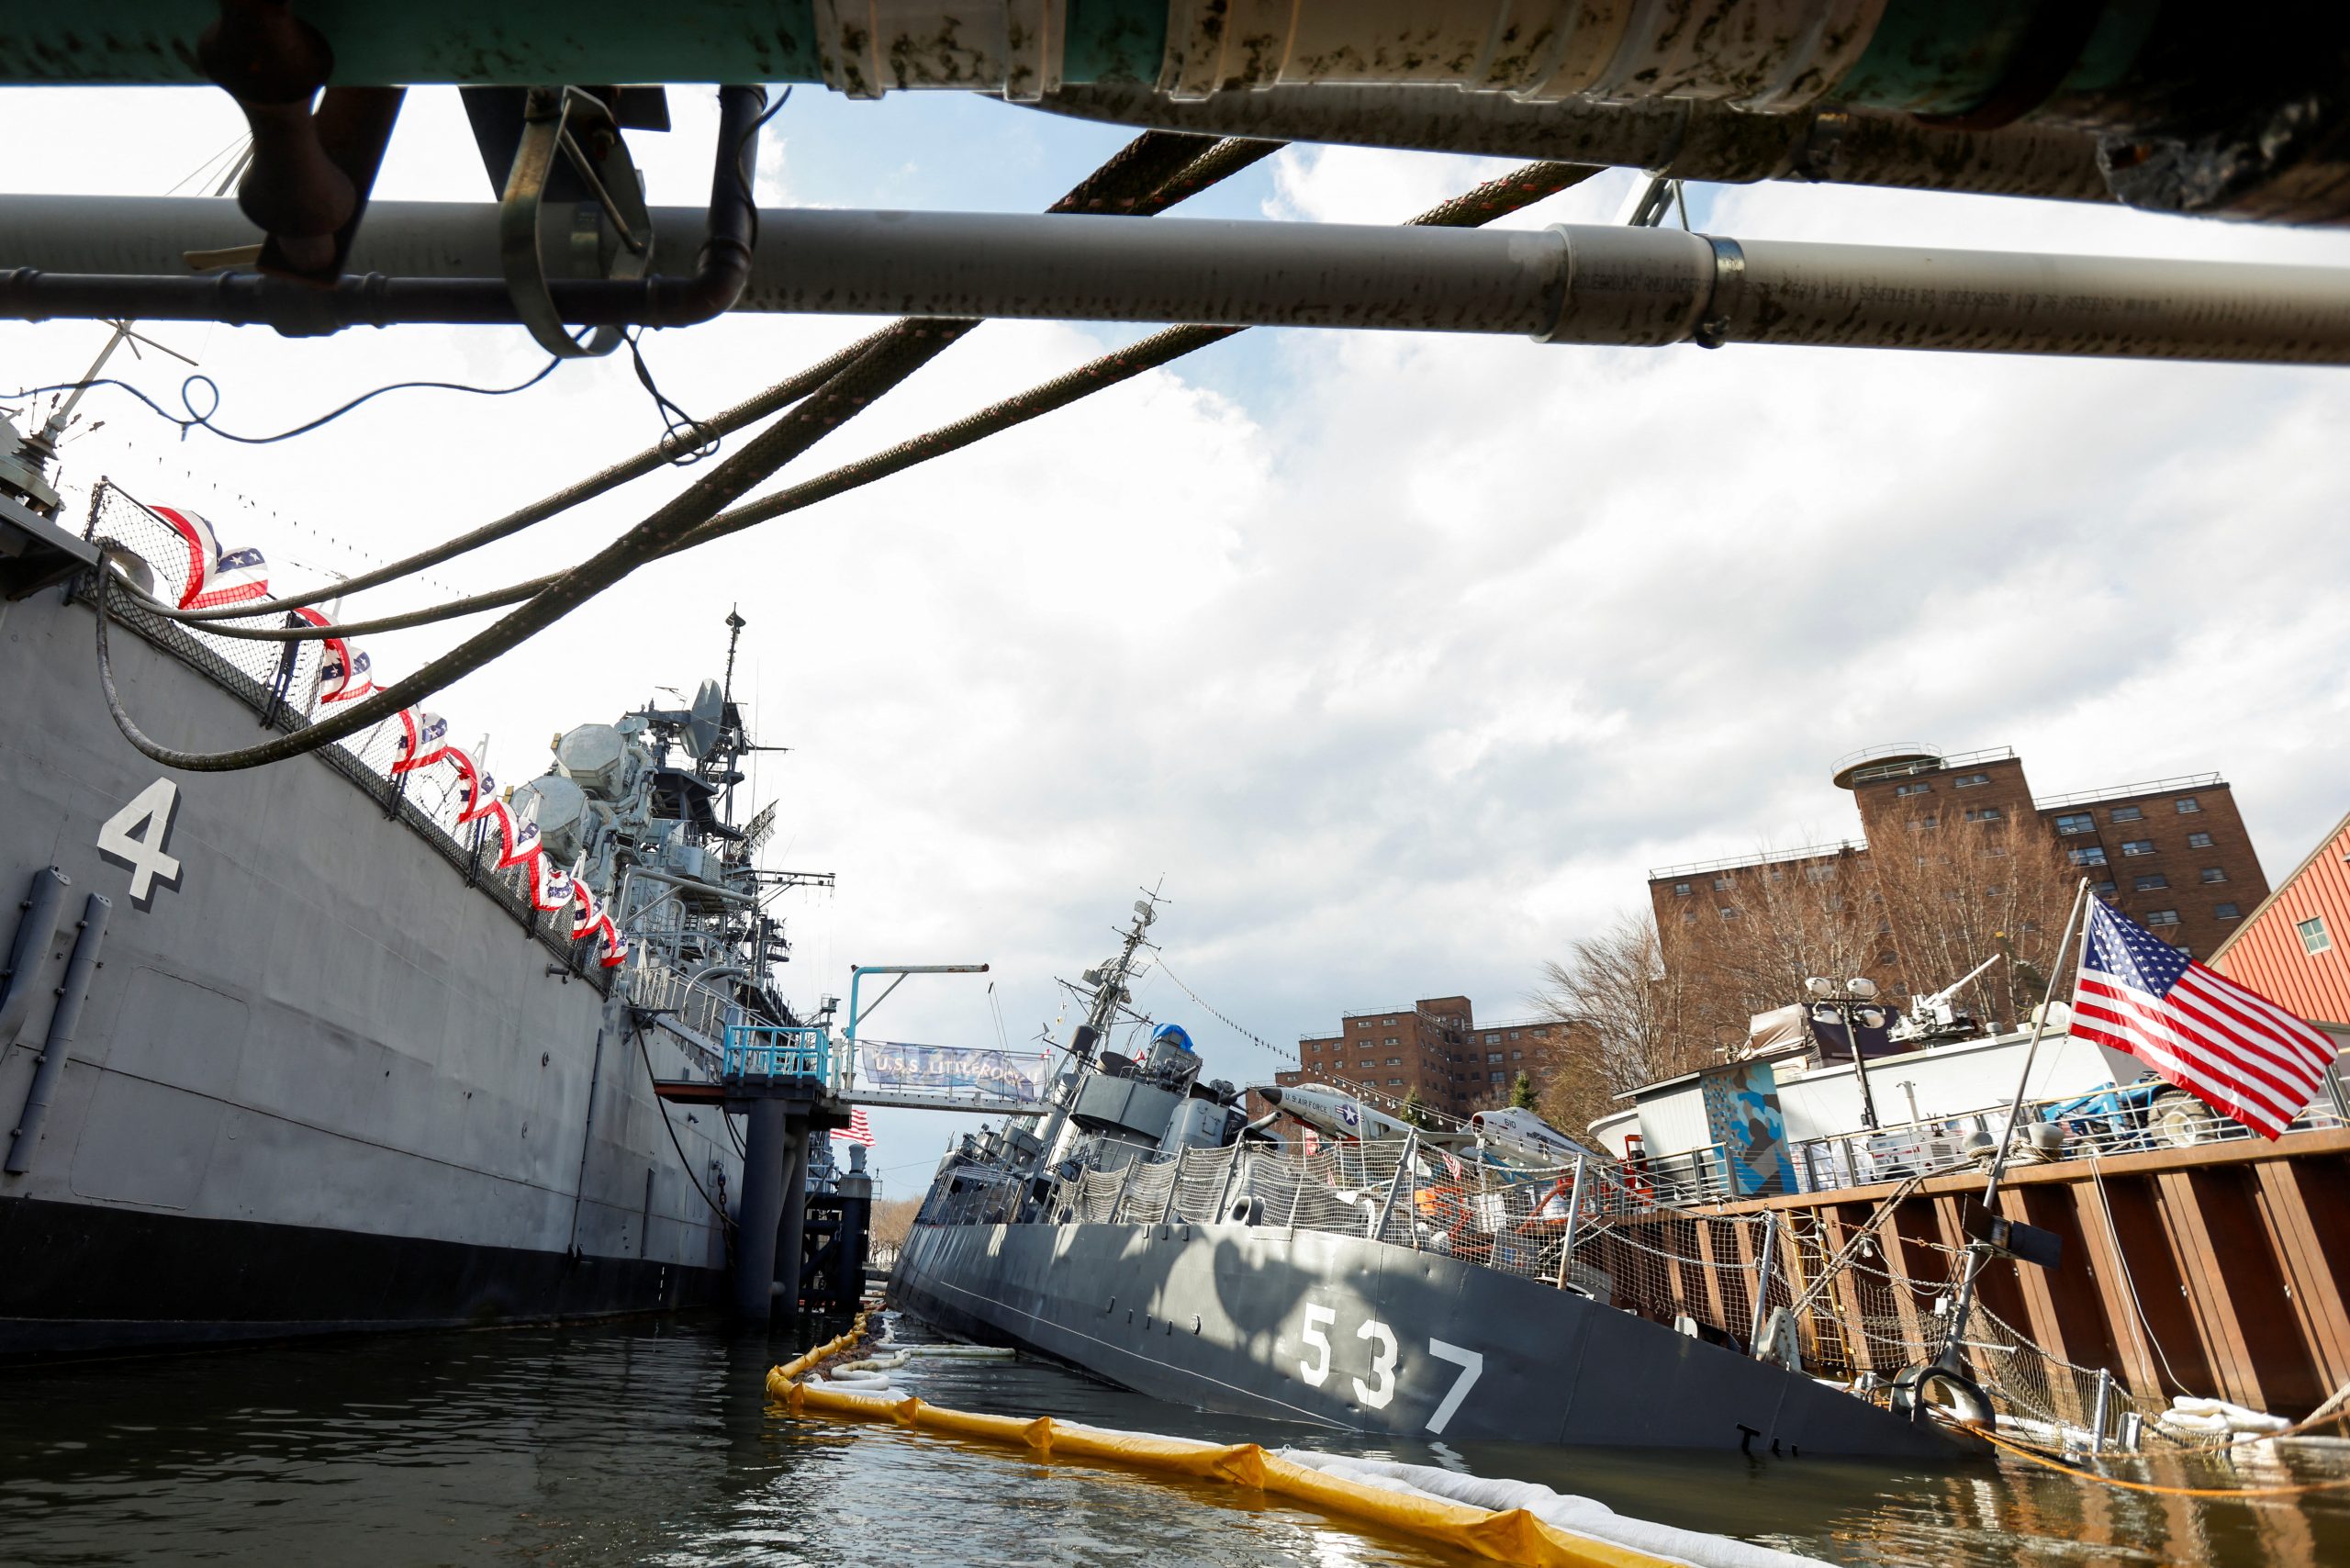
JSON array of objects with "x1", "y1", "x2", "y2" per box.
[
  {"x1": 1271, "y1": 996, "x2": 1578, "y2": 1119},
  {"x1": 1649, "y1": 745, "x2": 2270, "y2": 996}
]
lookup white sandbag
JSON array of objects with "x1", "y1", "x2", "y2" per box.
[
  {"x1": 1280, "y1": 1450, "x2": 1834, "y2": 1568},
  {"x1": 900, "y1": 1344, "x2": 1018, "y2": 1359},
  {"x1": 2169, "y1": 1396, "x2": 2289, "y2": 1433}
]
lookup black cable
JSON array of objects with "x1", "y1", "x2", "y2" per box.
[
  {"x1": 136, "y1": 119, "x2": 1207, "y2": 633},
  {"x1": 7, "y1": 360, "x2": 562, "y2": 446},
  {"x1": 123, "y1": 152, "x2": 1595, "y2": 654},
  {"x1": 624, "y1": 329, "x2": 720, "y2": 465},
  {"x1": 633, "y1": 1021, "x2": 736, "y2": 1229}
]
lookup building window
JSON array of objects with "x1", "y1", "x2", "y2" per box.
[
  {"x1": 2109, "y1": 804, "x2": 2143, "y2": 823},
  {"x1": 1712, "y1": 875, "x2": 1731, "y2": 890},
  {"x1": 2121, "y1": 840, "x2": 2155, "y2": 857},
  {"x1": 2176, "y1": 798, "x2": 2202, "y2": 814},
  {"x1": 2093, "y1": 880, "x2": 2117, "y2": 898},
  {"x1": 1388, "y1": 1078, "x2": 1404, "y2": 1087},
  {"x1": 2199, "y1": 868, "x2": 2227, "y2": 884},
  {"x1": 2071, "y1": 846, "x2": 2109, "y2": 867},
  {"x1": 1806, "y1": 865, "x2": 1834, "y2": 882},
  {"x1": 2215, "y1": 903, "x2": 2241, "y2": 920},
  {"x1": 1358, "y1": 1061, "x2": 1376, "y2": 1072},
  {"x1": 1483, "y1": 1033, "x2": 1500, "y2": 1045},
  {"x1": 1383, "y1": 1018, "x2": 1396, "y2": 1026},
  {"x1": 1767, "y1": 867, "x2": 1785, "y2": 882},
  {"x1": 2145, "y1": 910, "x2": 2181, "y2": 927},
  {"x1": 1953, "y1": 772, "x2": 1991, "y2": 788},
  {"x1": 1895, "y1": 781, "x2": 1930, "y2": 797},
  {"x1": 1719, "y1": 906, "x2": 1740, "y2": 920},
  {"x1": 2054, "y1": 812, "x2": 2095, "y2": 835},
  {"x1": 1486, "y1": 1052, "x2": 1503, "y2": 1063},
  {"x1": 1490, "y1": 1071, "x2": 1505, "y2": 1083},
  {"x1": 2134, "y1": 874, "x2": 2168, "y2": 891},
  {"x1": 1383, "y1": 1036, "x2": 1399, "y2": 1046},
  {"x1": 1385, "y1": 1057, "x2": 1401, "y2": 1066},
  {"x1": 1357, "y1": 1021, "x2": 1371, "y2": 1031},
  {"x1": 2300, "y1": 916, "x2": 2333, "y2": 955},
  {"x1": 1682, "y1": 909, "x2": 1697, "y2": 924},
  {"x1": 1964, "y1": 806, "x2": 2003, "y2": 822},
  {"x1": 1909, "y1": 815, "x2": 1940, "y2": 831},
  {"x1": 2187, "y1": 831, "x2": 2214, "y2": 849}
]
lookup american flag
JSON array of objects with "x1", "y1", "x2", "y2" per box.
[
  {"x1": 2071, "y1": 898, "x2": 2339, "y2": 1140},
  {"x1": 833, "y1": 1107, "x2": 876, "y2": 1148},
  {"x1": 151, "y1": 506, "x2": 270, "y2": 610},
  {"x1": 296, "y1": 607, "x2": 376, "y2": 704},
  {"x1": 391, "y1": 709, "x2": 450, "y2": 774}
]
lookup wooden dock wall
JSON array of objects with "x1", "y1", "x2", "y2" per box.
[{"x1": 1715, "y1": 1127, "x2": 2350, "y2": 1418}]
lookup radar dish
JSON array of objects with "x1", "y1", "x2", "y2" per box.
[{"x1": 683, "y1": 678, "x2": 724, "y2": 759}]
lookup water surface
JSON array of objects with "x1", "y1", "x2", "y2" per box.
[{"x1": 2, "y1": 1316, "x2": 2343, "y2": 1566}]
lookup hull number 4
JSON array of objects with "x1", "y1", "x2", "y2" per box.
[
  {"x1": 1297, "y1": 1305, "x2": 1483, "y2": 1432},
  {"x1": 96, "y1": 778, "x2": 184, "y2": 908}
]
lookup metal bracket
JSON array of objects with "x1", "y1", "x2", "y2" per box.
[
  {"x1": 1694, "y1": 236, "x2": 1745, "y2": 350},
  {"x1": 499, "y1": 86, "x2": 653, "y2": 358}
]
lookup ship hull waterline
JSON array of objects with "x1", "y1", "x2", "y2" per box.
[{"x1": 892, "y1": 1217, "x2": 1964, "y2": 1459}]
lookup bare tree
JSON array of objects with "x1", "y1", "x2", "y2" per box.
[
  {"x1": 1865, "y1": 812, "x2": 2076, "y2": 1030},
  {"x1": 1529, "y1": 912, "x2": 1707, "y2": 1134},
  {"x1": 1658, "y1": 846, "x2": 1880, "y2": 1050}
]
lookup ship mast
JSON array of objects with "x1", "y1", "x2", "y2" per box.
[{"x1": 1027, "y1": 892, "x2": 1159, "y2": 1180}]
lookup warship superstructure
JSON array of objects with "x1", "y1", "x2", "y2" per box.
[
  {"x1": 891, "y1": 898, "x2": 1962, "y2": 1457},
  {"x1": 0, "y1": 420, "x2": 800, "y2": 1353}
]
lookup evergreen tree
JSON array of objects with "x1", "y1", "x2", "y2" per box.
[
  {"x1": 1399, "y1": 1085, "x2": 1432, "y2": 1129},
  {"x1": 1507, "y1": 1071, "x2": 1538, "y2": 1110}
]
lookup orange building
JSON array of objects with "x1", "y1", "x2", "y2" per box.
[{"x1": 2208, "y1": 806, "x2": 2350, "y2": 1033}]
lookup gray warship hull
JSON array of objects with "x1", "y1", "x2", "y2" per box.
[
  {"x1": 891, "y1": 1216, "x2": 1959, "y2": 1458},
  {"x1": 0, "y1": 572, "x2": 742, "y2": 1355}
]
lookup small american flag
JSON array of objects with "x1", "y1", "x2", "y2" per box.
[
  {"x1": 833, "y1": 1107, "x2": 876, "y2": 1148},
  {"x1": 2072, "y1": 899, "x2": 2339, "y2": 1140},
  {"x1": 153, "y1": 506, "x2": 271, "y2": 611}
]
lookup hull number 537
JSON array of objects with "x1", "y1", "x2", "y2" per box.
[{"x1": 1297, "y1": 1304, "x2": 1484, "y2": 1434}]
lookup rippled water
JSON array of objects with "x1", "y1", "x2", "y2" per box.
[{"x1": 3, "y1": 1316, "x2": 2344, "y2": 1566}]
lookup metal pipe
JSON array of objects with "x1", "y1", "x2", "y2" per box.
[
  {"x1": 733, "y1": 1099, "x2": 792, "y2": 1323},
  {"x1": 1936, "y1": 877, "x2": 2093, "y2": 1372},
  {"x1": 6, "y1": 893, "x2": 111, "y2": 1175},
  {"x1": 1746, "y1": 1218, "x2": 1780, "y2": 1355},
  {"x1": 0, "y1": 867, "x2": 70, "y2": 1047},
  {"x1": 774, "y1": 1123, "x2": 812, "y2": 1316},
  {"x1": 11, "y1": 201, "x2": 2350, "y2": 362},
  {"x1": 1554, "y1": 1155, "x2": 1588, "y2": 1288}
]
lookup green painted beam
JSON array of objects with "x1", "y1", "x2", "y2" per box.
[{"x1": 5, "y1": 0, "x2": 1169, "y2": 85}]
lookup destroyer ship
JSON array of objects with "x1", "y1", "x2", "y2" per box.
[
  {"x1": 891, "y1": 898, "x2": 1963, "y2": 1457},
  {"x1": 0, "y1": 411, "x2": 805, "y2": 1354}
]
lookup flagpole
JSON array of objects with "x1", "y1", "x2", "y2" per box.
[{"x1": 1934, "y1": 875, "x2": 2091, "y2": 1377}]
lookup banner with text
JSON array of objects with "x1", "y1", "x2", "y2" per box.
[{"x1": 856, "y1": 1041, "x2": 1050, "y2": 1104}]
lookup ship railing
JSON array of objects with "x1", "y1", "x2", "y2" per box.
[
  {"x1": 722, "y1": 1022, "x2": 833, "y2": 1083},
  {"x1": 1779, "y1": 1085, "x2": 2350, "y2": 1197},
  {"x1": 628, "y1": 959, "x2": 738, "y2": 1050},
  {"x1": 77, "y1": 484, "x2": 615, "y2": 985}
]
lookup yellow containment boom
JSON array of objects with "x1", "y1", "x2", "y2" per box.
[{"x1": 766, "y1": 1321, "x2": 1684, "y2": 1568}]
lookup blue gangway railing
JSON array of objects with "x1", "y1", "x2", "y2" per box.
[{"x1": 722, "y1": 1023, "x2": 833, "y2": 1083}]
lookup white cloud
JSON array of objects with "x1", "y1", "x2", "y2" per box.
[{"x1": 6, "y1": 91, "x2": 2349, "y2": 1171}]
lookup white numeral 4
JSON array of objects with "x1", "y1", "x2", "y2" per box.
[{"x1": 97, "y1": 778, "x2": 183, "y2": 907}]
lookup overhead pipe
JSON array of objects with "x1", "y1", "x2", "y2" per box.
[
  {"x1": 0, "y1": 85, "x2": 767, "y2": 340},
  {"x1": 16, "y1": 3, "x2": 2350, "y2": 223},
  {"x1": 6, "y1": 200, "x2": 2350, "y2": 363},
  {"x1": 1020, "y1": 85, "x2": 2117, "y2": 205}
]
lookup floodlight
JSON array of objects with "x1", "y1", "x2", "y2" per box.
[
  {"x1": 1845, "y1": 977, "x2": 1878, "y2": 999},
  {"x1": 1804, "y1": 977, "x2": 1837, "y2": 999}
]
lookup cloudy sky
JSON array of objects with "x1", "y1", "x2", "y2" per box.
[{"x1": 6, "y1": 85, "x2": 2348, "y2": 1191}]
